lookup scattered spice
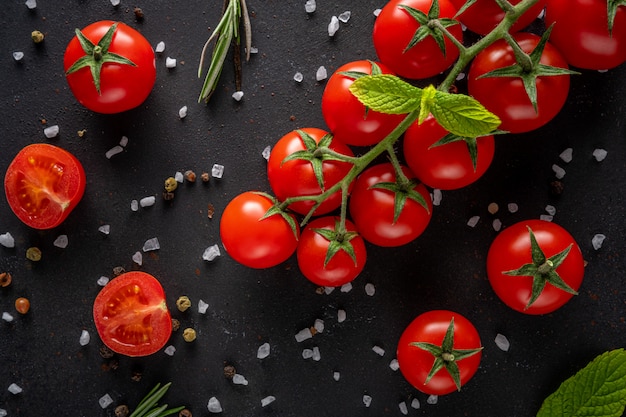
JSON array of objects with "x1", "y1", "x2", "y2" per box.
[
  {"x1": 487, "y1": 202, "x2": 499, "y2": 215},
  {"x1": 201, "y1": 172, "x2": 210, "y2": 182},
  {"x1": 183, "y1": 328, "x2": 197, "y2": 342},
  {"x1": 26, "y1": 247, "x2": 42, "y2": 261},
  {"x1": 172, "y1": 318, "x2": 181, "y2": 331},
  {"x1": 179, "y1": 409, "x2": 192, "y2": 417},
  {"x1": 77, "y1": 129, "x2": 87, "y2": 137},
  {"x1": 99, "y1": 345, "x2": 115, "y2": 359},
  {"x1": 0, "y1": 272, "x2": 12, "y2": 287},
  {"x1": 133, "y1": 7, "x2": 144, "y2": 20},
  {"x1": 163, "y1": 191, "x2": 175, "y2": 201},
  {"x1": 114, "y1": 404, "x2": 129, "y2": 417},
  {"x1": 31, "y1": 30, "x2": 44, "y2": 43},
  {"x1": 550, "y1": 180, "x2": 564, "y2": 196},
  {"x1": 184, "y1": 170, "x2": 196, "y2": 182},
  {"x1": 176, "y1": 296, "x2": 191, "y2": 312},
  {"x1": 130, "y1": 370, "x2": 142, "y2": 382},
  {"x1": 223, "y1": 364, "x2": 236, "y2": 379},
  {"x1": 164, "y1": 177, "x2": 178, "y2": 192},
  {"x1": 207, "y1": 203, "x2": 215, "y2": 219},
  {"x1": 113, "y1": 266, "x2": 126, "y2": 276},
  {"x1": 14, "y1": 297, "x2": 30, "y2": 314}
]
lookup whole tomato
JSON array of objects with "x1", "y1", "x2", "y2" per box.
[
  {"x1": 267, "y1": 128, "x2": 354, "y2": 216},
  {"x1": 372, "y1": 0, "x2": 463, "y2": 79},
  {"x1": 321, "y1": 60, "x2": 406, "y2": 147},
  {"x1": 545, "y1": 0, "x2": 626, "y2": 70},
  {"x1": 220, "y1": 191, "x2": 300, "y2": 269},
  {"x1": 64, "y1": 20, "x2": 156, "y2": 114},
  {"x1": 348, "y1": 163, "x2": 432, "y2": 247},
  {"x1": 486, "y1": 219, "x2": 584, "y2": 315},
  {"x1": 4, "y1": 143, "x2": 86, "y2": 230},
  {"x1": 397, "y1": 310, "x2": 483, "y2": 395},
  {"x1": 403, "y1": 115, "x2": 495, "y2": 190},
  {"x1": 296, "y1": 216, "x2": 367, "y2": 287},
  {"x1": 468, "y1": 31, "x2": 572, "y2": 133},
  {"x1": 450, "y1": 0, "x2": 547, "y2": 35}
]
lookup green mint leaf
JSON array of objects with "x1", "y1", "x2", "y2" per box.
[
  {"x1": 430, "y1": 90, "x2": 501, "y2": 137},
  {"x1": 537, "y1": 349, "x2": 626, "y2": 417},
  {"x1": 348, "y1": 74, "x2": 421, "y2": 114}
]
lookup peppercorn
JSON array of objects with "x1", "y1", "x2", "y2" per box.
[
  {"x1": 0, "y1": 272, "x2": 12, "y2": 287},
  {"x1": 171, "y1": 318, "x2": 181, "y2": 331},
  {"x1": 134, "y1": 7, "x2": 144, "y2": 20},
  {"x1": 15, "y1": 298, "x2": 30, "y2": 314},
  {"x1": 183, "y1": 328, "x2": 197, "y2": 342},
  {"x1": 164, "y1": 177, "x2": 178, "y2": 192},
  {"x1": 184, "y1": 170, "x2": 196, "y2": 183},
  {"x1": 163, "y1": 191, "x2": 175, "y2": 201},
  {"x1": 26, "y1": 247, "x2": 42, "y2": 261},
  {"x1": 114, "y1": 404, "x2": 129, "y2": 417},
  {"x1": 31, "y1": 30, "x2": 44, "y2": 43},
  {"x1": 201, "y1": 172, "x2": 210, "y2": 182},
  {"x1": 223, "y1": 364, "x2": 236, "y2": 379},
  {"x1": 179, "y1": 409, "x2": 192, "y2": 417}
]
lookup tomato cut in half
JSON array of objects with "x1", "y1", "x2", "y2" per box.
[
  {"x1": 4, "y1": 143, "x2": 86, "y2": 230},
  {"x1": 93, "y1": 271, "x2": 172, "y2": 357}
]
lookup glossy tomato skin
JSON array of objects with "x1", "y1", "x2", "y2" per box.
[
  {"x1": 267, "y1": 128, "x2": 354, "y2": 216},
  {"x1": 450, "y1": 0, "x2": 546, "y2": 35},
  {"x1": 4, "y1": 143, "x2": 86, "y2": 230},
  {"x1": 64, "y1": 20, "x2": 156, "y2": 113},
  {"x1": 397, "y1": 310, "x2": 482, "y2": 395},
  {"x1": 297, "y1": 216, "x2": 367, "y2": 287},
  {"x1": 348, "y1": 163, "x2": 432, "y2": 247},
  {"x1": 545, "y1": 0, "x2": 626, "y2": 70},
  {"x1": 321, "y1": 60, "x2": 406, "y2": 147},
  {"x1": 468, "y1": 32, "x2": 571, "y2": 133},
  {"x1": 93, "y1": 271, "x2": 172, "y2": 357},
  {"x1": 373, "y1": 0, "x2": 463, "y2": 79},
  {"x1": 220, "y1": 191, "x2": 300, "y2": 269},
  {"x1": 487, "y1": 219, "x2": 585, "y2": 315},
  {"x1": 403, "y1": 115, "x2": 495, "y2": 190}
]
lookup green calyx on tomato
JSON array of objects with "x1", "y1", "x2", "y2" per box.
[
  {"x1": 398, "y1": 0, "x2": 460, "y2": 57},
  {"x1": 65, "y1": 22, "x2": 136, "y2": 94},
  {"x1": 503, "y1": 226, "x2": 578, "y2": 310},
  {"x1": 476, "y1": 24, "x2": 578, "y2": 112},
  {"x1": 608, "y1": 0, "x2": 626, "y2": 33},
  {"x1": 257, "y1": 191, "x2": 300, "y2": 241},
  {"x1": 429, "y1": 130, "x2": 503, "y2": 171},
  {"x1": 410, "y1": 317, "x2": 483, "y2": 391},
  {"x1": 311, "y1": 218, "x2": 360, "y2": 268},
  {"x1": 370, "y1": 177, "x2": 429, "y2": 224}
]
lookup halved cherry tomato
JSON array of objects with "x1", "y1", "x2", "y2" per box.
[
  {"x1": 93, "y1": 271, "x2": 172, "y2": 357},
  {"x1": 4, "y1": 143, "x2": 86, "y2": 230}
]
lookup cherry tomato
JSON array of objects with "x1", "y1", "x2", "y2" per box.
[
  {"x1": 449, "y1": 0, "x2": 547, "y2": 35},
  {"x1": 348, "y1": 163, "x2": 432, "y2": 247},
  {"x1": 486, "y1": 219, "x2": 584, "y2": 315},
  {"x1": 296, "y1": 216, "x2": 367, "y2": 287},
  {"x1": 93, "y1": 271, "x2": 172, "y2": 357},
  {"x1": 220, "y1": 191, "x2": 300, "y2": 269},
  {"x1": 64, "y1": 20, "x2": 156, "y2": 114},
  {"x1": 267, "y1": 128, "x2": 354, "y2": 216},
  {"x1": 403, "y1": 115, "x2": 495, "y2": 190},
  {"x1": 321, "y1": 60, "x2": 406, "y2": 147},
  {"x1": 397, "y1": 310, "x2": 482, "y2": 395},
  {"x1": 4, "y1": 143, "x2": 86, "y2": 230},
  {"x1": 545, "y1": 0, "x2": 626, "y2": 70},
  {"x1": 468, "y1": 32, "x2": 571, "y2": 133},
  {"x1": 372, "y1": 0, "x2": 463, "y2": 79}
]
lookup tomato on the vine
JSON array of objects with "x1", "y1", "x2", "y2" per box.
[
  {"x1": 267, "y1": 128, "x2": 354, "y2": 216},
  {"x1": 545, "y1": 0, "x2": 626, "y2": 70},
  {"x1": 321, "y1": 60, "x2": 406, "y2": 147},
  {"x1": 450, "y1": 0, "x2": 547, "y2": 35},
  {"x1": 296, "y1": 216, "x2": 366, "y2": 287},
  {"x1": 403, "y1": 115, "x2": 495, "y2": 190},
  {"x1": 397, "y1": 310, "x2": 483, "y2": 395},
  {"x1": 4, "y1": 143, "x2": 86, "y2": 230},
  {"x1": 468, "y1": 31, "x2": 573, "y2": 133},
  {"x1": 372, "y1": 0, "x2": 463, "y2": 80},
  {"x1": 220, "y1": 191, "x2": 300, "y2": 269},
  {"x1": 486, "y1": 219, "x2": 584, "y2": 315},
  {"x1": 93, "y1": 271, "x2": 172, "y2": 357},
  {"x1": 348, "y1": 162, "x2": 432, "y2": 247},
  {"x1": 64, "y1": 20, "x2": 156, "y2": 114}
]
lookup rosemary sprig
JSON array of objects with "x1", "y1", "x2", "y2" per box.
[
  {"x1": 128, "y1": 382, "x2": 185, "y2": 417},
  {"x1": 198, "y1": 0, "x2": 252, "y2": 102}
]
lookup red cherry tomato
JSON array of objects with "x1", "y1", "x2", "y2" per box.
[
  {"x1": 397, "y1": 310, "x2": 482, "y2": 395},
  {"x1": 93, "y1": 271, "x2": 172, "y2": 357},
  {"x1": 267, "y1": 128, "x2": 354, "y2": 216},
  {"x1": 468, "y1": 32, "x2": 571, "y2": 133},
  {"x1": 321, "y1": 60, "x2": 406, "y2": 147},
  {"x1": 4, "y1": 143, "x2": 86, "y2": 230},
  {"x1": 296, "y1": 216, "x2": 367, "y2": 287},
  {"x1": 348, "y1": 163, "x2": 432, "y2": 247},
  {"x1": 486, "y1": 219, "x2": 585, "y2": 315},
  {"x1": 64, "y1": 20, "x2": 156, "y2": 113},
  {"x1": 403, "y1": 115, "x2": 495, "y2": 190},
  {"x1": 449, "y1": 0, "x2": 547, "y2": 35},
  {"x1": 220, "y1": 191, "x2": 300, "y2": 269},
  {"x1": 545, "y1": 0, "x2": 626, "y2": 70},
  {"x1": 372, "y1": 0, "x2": 463, "y2": 79}
]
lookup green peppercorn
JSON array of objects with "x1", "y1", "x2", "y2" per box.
[
  {"x1": 176, "y1": 296, "x2": 191, "y2": 312},
  {"x1": 164, "y1": 177, "x2": 178, "y2": 192}
]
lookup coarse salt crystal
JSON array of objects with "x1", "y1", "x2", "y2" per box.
[
  {"x1": 44, "y1": 125, "x2": 59, "y2": 138},
  {"x1": 165, "y1": 57, "x2": 177, "y2": 68},
  {"x1": 164, "y1": 345, "x2": 176, "y2": 356},
  {"x1": 198, "y1": 299, "x2": 209, "y2": 314},
  {"x1": 372, "y1": 345, "x2": 385, "y2": 356},
  {"x1": 427, "y1": 394, "x2": 438, "y2": 404},
  {"x1": 295, "y1": 327, "x2": 313, "y2": 342},
  {"x1": 432, "y1": 189, "x2": 442, "y2": 206},
  {"x1": 130, "y1": 199, "x2": 139, "y2": 211},
  {"x1": 257, "y1": 342, "x2": 270, "y2": 359},
  {"x1": 79, "y1": 330, "x2": 90, "y2": 346},
  {"x1": 316, "y1": 66, "x2": 328, "y2": 81},
  {"x1": 467, "y1": 215, "x2": 480, "y2": 227},
  {"x1": 338, "y1": 11, "x2": 351, "y2": 23},
  {"x1": 328, "y1": 16, "x2": 340, "y2": 36},
  {"x1": 293, "y1": 72, "x2": 304, "y2": 83},
  {"x1": 374, "y1": 8, "x2": 382, "y2": 16},
  {"x1": 545, "y1": 205, "x2": 557, "y2": 216},
  {"x1": 175, "y1": 171, "x2": 184, "y2": 182},
  {"x1": 456, "y1": 72, "x2": 466, "y2": 80},
  {"x1": 98, "y1": 225, "x2": 110, "y2": 235},
  {"x1": 337, "y1": 309, "x2": 346, "y2": 323},
  {"x1": 340, "y1": 282, "x2": 352, "y2": 292},
  {"x1": 312, "y1": 346, "x2": 321, "y2": 361},
  {"x1": 593, "y1": 148, "x2": 608, "y2": 162},
  {"x1": 333, "y1": 371, "x2": 340, "y2": 381},
  {"x1": 365, "y1": 283, "x2": 376, "y2": 296},
  {"x1": 98, "y1": 393, "x2": 113, "y2": 408},
  {"x1": 232, "y1": 91, "x2": 244, "y2": 101},
  {"x1": 233, "y1": 374, "x2": 248, "y2": 385},
  {"x1": 559, "y1": 148, "x2": 573, "y2": 163},
  {"x1": 143, "y1": 237, "x2": 160, "y2": 252},
  {"x1": 492, "y1": 219, "x2": 502, "y2": 231},
  {"x1": 552, "y1": 164, "x2": 566, "y2": 179},
  {"x1": 25, "y1": 0, "x2": 37, "y2": 9},
  {"x1": 132, "y1": 251, "x2": 143, "y2": 265},
  {"x1": 540, "y1": 214, "x2": 554, "y2": 222},
  {"x1": 13, "y1": 51, "x2": 24, "y2": 61},
  {"x1": 119, "y1": 135, "x2": 129, "y2": 147},
  {"x1": 494, "y1": 333, "x2": 510, "y2": 351},
  {"x1": 212, "y1": 164, "x2": 225, "y2": 179},
  {"x1": 389, "y1": 358, "x2": 399, "y2": 371},
  {"x1": 261, "y1": 396, "x2": 276, "y2": 407},
  {"x1": 105, "y1": 145, "x2": 124, "y2": 159},
  {"x1": 305, "y1": 0, "x2": 316, "y2": 13},
  {"x1": 110, "y1": 0, "x2": 120, "y2": 6},
  {"x1": 207, "y1": 397, "x2": 222, "y2": 413},
  {"x1": 0, "y1": 408, "x2": 7, "y2": 417},
  {"x1": 314, "y1": 319, "x2": 325, "y2": 333},
  {"x1": 0, "y1": 232, "x2": 16, "y2": 248},
  {"x1": 248, "y1": 46, "x2": 258, "y2": 54},
  {"x1": 97, "y1": 276, "x2": 110, "y2": 286},
  {"x1": 203, "y1": 244, "x2": 221, "y2": 261},
  {"x1": 302, "y1": 348, "x2": 313, "y2": 359},
  {"x1": 399, "y1": 401, "x2": 408, "y2": 415},
  {"x1": 155, "y1": 41, "x2": 165, "y2": 53},
  {"x1": 179, "y1": 106, "x2": 188, "y2": 119},
  {"x1": 363, "y1": 395, "x2": 372, "y2": 407},
  {"x1": 592, "y1": 234, "x2": 606, "y2": 250},
  {"x1": 140, "y1": 196, "x2": 156, "y2": 207},
  {"x1": 324, "y1": 286, "x2": 335, "y2": 294},
  {"x1": 2, "y1": 312, "x2": 14, "y2": 322},
  {"x1": 411, "y1": 398, "x2": 420, "y2": 409},
  {"x1": 508, "y1": 203, "x2": 519, "y2": 213},
  {"x1": 53, "y1": 234, "x2": 68, "y2": 249},
  {"x1": 262, "y1": 145, "x2": 271, "y2": 160}
]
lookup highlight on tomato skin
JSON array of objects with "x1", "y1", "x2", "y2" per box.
[
  {"x1": 92, "y1": 271, "x2": 173, "y2": 357},
  {"x1": 4, "y1": 143, "x2": 86, "y2": 230}
]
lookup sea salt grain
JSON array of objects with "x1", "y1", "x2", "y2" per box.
[
  {"x1": 165, "y1": 57, "x2": 177, "y2": 68},
  {"x1": 132, "y1": 251, "x2": 143, "y2": 265},
  {"x1": 494, "y1": 333, "x2": 510, "y2": 351},
  {"x1": 110, "y1": 0, "x2": 120, "y2": 6},
  {"x1": 545, "y1": 205, "x2": 557, "y2": 216},
  {"x1": 295, "y1": 328, "x2": 311, "y2": 342},
  {"x1": 98, "y1": 225, "x2": 110, "y2": 235},
  {"x1": 143, "y1": 237, "x2": 160, "y2": 252},
  {"x1": 540, "y1": 214, "x2": 553, "y2": 222},
  {"x1": 432, "y1": 189, "x2": 442, "y2": 206},
  {"x1": 140, "y1": 196, "x2": 156, "y2": 207},
  {"x1": 175, "y1": 171, "x2": 184, "y2": 182},
  {"x1": 164, "y1": 345, "x2": 176, "y2": 356},
  {"x1": 340, "y1": 282, "x2": 352, "y2": 292},
  {"x1": 363, "y1": 395, "x2": 372, "y2": 408},
  {"x1": 53, "y1": 234, "x2": 68, "y2": 248},
  {"x1": 365, "y1": 283, "x2": 376, "y2": 296},
  {"x1": 155, "y1": 41, "x2": 165, "y2": 53},
  {"x1": 508, "y1": 203, "x2": 519, "y2": 213},
  {"x1": 492, "y1": 219, "x2": 502, "y2": 232},
  {"x1": 202, "y1": 244, "x2": 221, "y2": 261},
  {"x1": 305, "y1": 0, "x2": 316, "y2": 13},
  {"x1": 316, "y1": 66, "x2": 328, "y2": 81},
  {"x1": 338, "y1": 11, "x2": 352, "y2": 23},
  {"x1": 44, "y1": 125, "x2": 59, "y2": 138},
  {"x1": 399, "y1": 401, "x2": 408, "y2": 415},
  {"x1": 261, "y1": 396, "x2": 276, "y2": 407},
  {"x1": 592, "y1": 234, "x2": 606, "y2": 250},
  {"x1": 257, "y1": 342, "x2": 270, "y2": 359},
  {"x1": 232, "y1": 91, "x2": 244, "y2": 101},
  {"x1": 207, "y1": 397, "x2": 222, "y2": 413},
  {"x1": 0, "y1": 232, "x2": 16, "y2": 248},
  {"x1": 467, "y1": 215, "x2": 480, "y2": 228},
  {"x1": 312, "y1": 346, "x2": 321, "y2": 361},
  {"x1": 0, "y1": 408, "x2": 7, "y2": 416},
  {"x1": 131, "y1": 199, "x2": 139, "y2": 211},
  {"x1": 13, "y1": 51, "x2": 24, "y2": 61},
  {"x1": 293, "y1": 72, "x2": 304, "y2": 83},
  {"x1": 552, "y1": 164, "x2": 566, "y2": 179},
  {"x1": 179, "y1": 106, "x2": 188, "y2": 119},
  {"x1": 411, "y1": 398, "x2": 421, "y2": 409},
  {"x1": 97, "y1": 276, "x2": 110, "y2": 286},
  {"x1": 389, "y1": 358, "x2": 399, "y2": 371},
  {"x1": 2, "y1": 312, "x2": 14, "y2": 322},
  {"x1": 427, "y1": 394, "x2": 438, "y2": 405},
  {"x1": 593, "y1": 148, "x2": 608, "y2": 162},
  {"x1": 98, "y1": 393, "x2": 113, "y2": 408},
  {"x1": 372, "y1": 345, "x2": 385, "y2": 356},
  {"x1": 559, "y1": 148, "x2": 573, "y2": 163},
  {"x1": 328, "y1": 16, "x2": 340, "y2": 36},
  {"x1": 212, "y1": 164, "x2": 225, "y2": 179},
  {"x1": 105, "y1": 145, "x2": 124, "y2": 159},
  {"x1": 333, "y1": 371, "x2": 340, "y2": 381},
  {"x1": 25, "y1": 0, "x2": 37, "y2": 9},
  {"x1": 233, "y1": 374, "x2": 249, "y2": 385},
  {"x1": 198, "y1": 299, "x2": 209, "y2": 314},
  {"x1": 119, "y1": 135, "x2": 129, "y2": 147},
  {"x1": 324, "y1": 286, "x2": 335, "y2": 295},
  {"x1": 302, "y1": 348, "x2": 313, "y2": 359},
  {"x1": 337, "y1": 309, "x2": 346, "y2": 323},
  {"x1": 79, "y1": 330, "x2": 90, "y2": 346},
  {"x1": 374, "y1": 8, "x2": 382, "y2": 16},
  {"x1": 262, "y1": 145, "x2": 272, "y2": 161},
  {"x1": 314, "y1": 319, "x2": 325, "y2": 333}
]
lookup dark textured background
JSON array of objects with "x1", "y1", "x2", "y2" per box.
[{"x1": 1, "y1": 1, "x2": 625, "y2": 416}]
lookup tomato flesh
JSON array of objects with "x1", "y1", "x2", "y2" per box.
[
  {"x1": 4, "y1": 143, "x2": 86, "y2": 229},
  {"x1": 93, "y1": 271, "x2": 172, "y2": 357}
]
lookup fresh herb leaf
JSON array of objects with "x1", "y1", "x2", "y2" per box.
[
  {"x1": 348, "y1": 74, "x2": 421, "y2": 114},
  {"x1": 430, "y1": 89, "x2": 502, "y2": 137},
  {"x1": 537, "y1": 349, "x2": 626, "y2": 417}
]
